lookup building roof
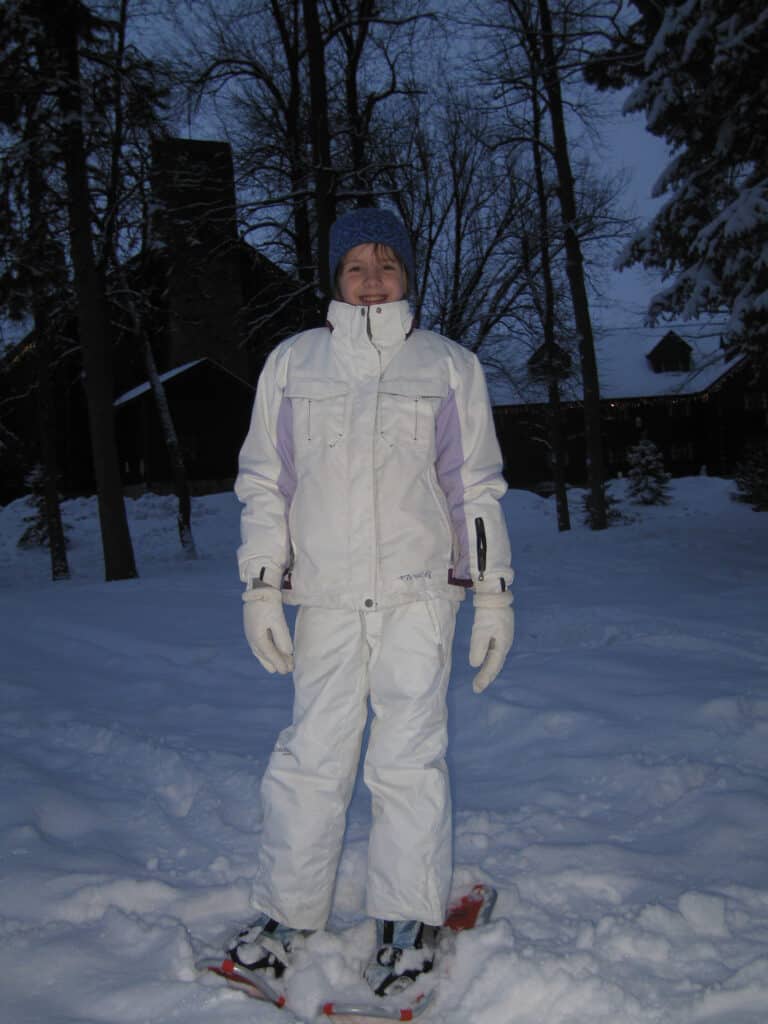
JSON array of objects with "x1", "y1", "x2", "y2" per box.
[
  {"x1": 113, "y1": 357, "x2": 254, "y2": 408},
  {"x1": 486, "y1": 320, "x2": 743, "y2": 408},
  {"x1": 114, "y1": 360, "x2": 205, "y2": 407}
]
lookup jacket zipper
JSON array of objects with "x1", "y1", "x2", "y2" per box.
[
  {"x1": 371, "y1": 306, "x2": 381, "y2": 605},
  {"x1": 475, "y1": 516, "x2": 487, "y2": 581}
]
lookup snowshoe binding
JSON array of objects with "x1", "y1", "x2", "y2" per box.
[
  {"x1": 227, "y1": 913, "x2": 307, "y2": 979},
  {"x1": 363, "y1": 919, "x2": 439, "y2": 997}
]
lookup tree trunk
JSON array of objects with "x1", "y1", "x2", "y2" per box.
[
  {"x1": 530, "y1": 74, "x2": 570, "y2": 531},
  {"x1": 536, "y1": 0, "x2": 606, "y2": 529},
  {"x1": 139, "y1": 314, "x2": 197, "y2": 558},
  {"x1": 303, "y1": 0, "x2": 336, "y2": 298},
  {"x1": 116, "y1": 264, "x2": 197, "y2": 558},
  {"x1": 52, "y1": 8, "x2": 138, "y2": 579},
  {"x1": 32, "y1": 319, "x2": 71, "y2": 580},
  {"x1": 269, "y1": 0, "x2": 314, "y2": 287},
  {"x1": 287, "y1": 114, "x2": 314, "y2": 287},
  {"x1": 144, "y1": 341, "x2": 196, "y2": 557},
  {"x1": 545, "y1": 381, "x2": 571, "y2": 530},
  {"x1": 342, "y1": 0, "x2": 376, "y2": 207},
  {"x1": 26, "y1": 107, "x2": 70, "y2": 580},
  {"x1": 106, "y1": 0, "x2": 194, "y2": 557}
]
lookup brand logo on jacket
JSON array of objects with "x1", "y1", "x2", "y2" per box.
[{"x1": 398, "y1": 570, "x2": 433, "y2": 583}]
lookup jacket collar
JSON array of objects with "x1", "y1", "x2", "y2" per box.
[{"x1": 327, "y1": 299, "x2": 413, "y2": 352}]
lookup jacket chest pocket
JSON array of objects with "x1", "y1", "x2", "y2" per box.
[
  {"x1": 378, "y1": 378, "x2": 447, "y2": 449},
  {"x1": 285, "y1": 378, "x2": 348, "y2": 448}
]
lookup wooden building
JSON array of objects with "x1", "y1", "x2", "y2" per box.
[
  {"x1": 0, "y1": 138, "x2": 318, "y2": 501},
  {"x1": 490, "y1": 327, "x2": 768, "y2": 490},
  {"x1": 114, "y1": 359, "x2": 255, "y2": 494}
]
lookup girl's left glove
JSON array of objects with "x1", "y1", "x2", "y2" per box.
[
  {"x1": 242, "y1": 586, "x2": 294, "y2": 675},
  {"x1": 469, "y1": 592, "x2": 515, "y2": 694}
]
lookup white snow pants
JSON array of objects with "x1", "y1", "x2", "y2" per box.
[{"x1": 250, "y1": 598, "x2": 458, "y2": 930}]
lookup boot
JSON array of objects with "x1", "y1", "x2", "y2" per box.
[
  {"x1": 363, "y1": 919, "x2": 439, "y2": 996},
  {"x1": 227, "y1": 913, "x2": 307, "y2": 978}
]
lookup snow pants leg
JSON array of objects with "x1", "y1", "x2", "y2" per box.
[
  {"x1": 249, "y1": 599, "x2": 457, "y2": 931},
  {"x1": 363, "y1": 599, "x2": 456, "y2": 926}
]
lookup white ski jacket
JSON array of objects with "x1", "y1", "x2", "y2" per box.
[{"x1": 235, "y1": 299, "x2": 513, "y2": 611}]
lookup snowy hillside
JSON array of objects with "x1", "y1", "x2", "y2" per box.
[{"x1": 1, "y1": 478, "x2": 767, "y2": 1024}]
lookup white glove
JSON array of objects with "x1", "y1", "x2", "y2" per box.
[
  {"x1": 469, "y1": 592, "x2": 515, "y2": 694},
  {"x1": 242, "y1": 586, "x2": 294, "y2": 675}
]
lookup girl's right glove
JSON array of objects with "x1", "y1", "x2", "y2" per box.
[
  {"x1": 242, "y1": 586, "x2": 294, "y2": 675},
  {"x1": 469, "y1": 592, "x2": 515, "y2": 694}
]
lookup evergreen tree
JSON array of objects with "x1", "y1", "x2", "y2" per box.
[
  {"x1": 0, "y1": 420, "x2": 25, "y2": 503},
  {"x1": 581, "y1": 481, "x2": 625, "y2": 526},
  {"x1": 0, "y1": 0, "x2": 139, "y2": 580},
  {"x1": 17, "y1": 465, "x2": 71, "y2": 551},
  {"x1": 1, "y1": 0, "x2": 177, "y2": 575},
  {"x1": 626, "y1": 439, "x2": 671, "y2": 505},
  {"x1": 588, "y1": 1, "x2": 768, "y2": 363},
  {"x1": 733, "y1": 442, "x2": 768, "y2": 511}
]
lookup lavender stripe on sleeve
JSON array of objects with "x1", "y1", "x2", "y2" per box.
[
  {"x1": 435, "y1": 388, "x2": 470, "y2": 578},
  {"x1": 276, "y1": 393, "x2": 297, "y2": 504}
]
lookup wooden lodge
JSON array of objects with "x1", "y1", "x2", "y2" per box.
[{"x1": 491, "y1": 327, "x2": 767, "y2": 491}]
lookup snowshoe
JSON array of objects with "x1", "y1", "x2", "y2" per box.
[{"x1": 199, "y1": 884, "x2": 498, "y2": 1019}]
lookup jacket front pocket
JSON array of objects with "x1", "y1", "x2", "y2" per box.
[
  {"x1": 285, "y1": 378, "x2": 348, "y2": 448},
  {"x1": 378, "y1": 378, "x2": 447, "y2": 449}
]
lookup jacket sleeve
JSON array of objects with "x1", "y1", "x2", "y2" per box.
[
  {"x1": 234, "y1": 345, "x2": 295, "y2": 588},
  {"x1": 435, "y1": 349, "x2": 513, "y2": 595}
]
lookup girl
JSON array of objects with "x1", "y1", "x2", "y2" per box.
[{"x1": 230, "y1": 207, "x2": 514, "y2": 995}]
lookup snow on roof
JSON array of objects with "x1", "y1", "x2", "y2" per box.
[
  {"x1": 486, "y1": 320, "x2": 741, "y2": 408},
  {"x1": 113, "y1": 359, "x2": 206, "y2": 407}
]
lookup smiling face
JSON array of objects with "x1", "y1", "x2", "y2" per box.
[{"x1": 336, "y1": 243, "x2": 407, "y2": 306}]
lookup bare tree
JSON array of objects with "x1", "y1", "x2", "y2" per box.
[
  {"x1": 525, "y1": 72, "x2": 572, "y2": 531},
  {"x1": 535, "y1": 0, "x2": 606, "y2": 528},
  {"x1": 379, "y1": 89, "x2": 534, "y2": 349},
  {"x1": 50, "y1": 2, "x2": 140, "y2": 578},
  {"x1": 176, "y1": 0, "x2": 315, "y2": 283},
  {"x1": 102, "y1": 0, "x2": 197, "y2": 558},
  {"x1": 302, "y1": 0, "x2": 335, "y2": 294},
  {"x1": 469, "y1": 0, "x2": 628, "y2": 528},
  {"x1": 173, "y1": 0, "x2": 433, "y2": 297}
]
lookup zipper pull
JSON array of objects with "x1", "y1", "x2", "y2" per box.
[{"x1": 474, "y1": 517, "x2": 487, "y2": 581}]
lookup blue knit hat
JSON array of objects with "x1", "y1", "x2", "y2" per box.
[{"x1": 329, "y1": 207, "x2": 415, "y2": 292}]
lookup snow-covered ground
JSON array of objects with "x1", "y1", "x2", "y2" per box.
[{"x1": 1, "y1": 477, "x2": 767, "y2": 1024}]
